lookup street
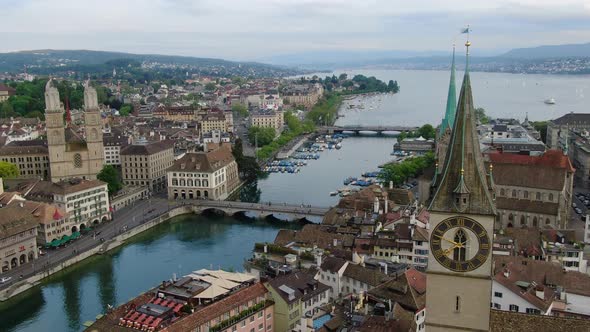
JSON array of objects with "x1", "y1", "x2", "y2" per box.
[{"x1": 0, "y1": 196, "x2": 177, "y2": 290}]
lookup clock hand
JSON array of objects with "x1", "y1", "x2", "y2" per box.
[{"x1": 435, "y1": 234, "x2": 458, "y2": 246}]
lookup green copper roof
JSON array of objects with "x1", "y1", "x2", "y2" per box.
[
  {"x1": 439, "y1": 47, "x2": 457, "y2": 136},
  {"x1": 429, "y1": 43, "x2": 496, "y2": 216}
]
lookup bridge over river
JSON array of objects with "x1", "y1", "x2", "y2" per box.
[
  {"x1": 191, "y1": 199, "x2": 330, "y2": 221},
  {"x1": 318, "y1": 125, "x2": 419, "y2": 135}
]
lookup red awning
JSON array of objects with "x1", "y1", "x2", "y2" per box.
[{"x1": 53, "y1": 209, "x2": 62, "y2": 220}]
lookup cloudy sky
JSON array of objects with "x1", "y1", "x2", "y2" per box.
[{"x1": 2, "y1": 0, "x2": 590, "y2": 60}]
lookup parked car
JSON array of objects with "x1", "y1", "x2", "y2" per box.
[
  {"x1": 573, "y1": 202, "x2": 578, "y2": 208},
  {"x1": 575, "y1": 208, "x2": 583, "y2": 214},
  {"x1": 0, "y1": 276, "x2": 12, "y2": 284}
]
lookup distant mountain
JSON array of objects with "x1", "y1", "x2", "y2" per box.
[
  {"x1": 0, "y1": 49, "x2": 304, "y2": 78},
  {"x1": 500, "y1": 42, "x2": 590, "y2": 59}
]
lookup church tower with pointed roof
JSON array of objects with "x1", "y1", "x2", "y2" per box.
[
  {"x1": 426, "y1": 40, "x2": 496, "y2": 332},
  {"x1": 435, "y1": 46, "x2": 458, "y2": 173},
  {"x1": 46, "y1": 79, "x2": 104, "y2": 182}
]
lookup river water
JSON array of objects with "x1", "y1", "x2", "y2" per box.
[{"x1": 2, "y1": 69, "x2": 589, "y2": 331}]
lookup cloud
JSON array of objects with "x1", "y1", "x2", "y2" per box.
[{"x1": 1, "y1": 0, "x2": 589, "y2": 59}]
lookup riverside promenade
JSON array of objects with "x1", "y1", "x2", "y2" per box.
[{"x1": 0, "y1": 196, "x2": 329, "y2": 301}]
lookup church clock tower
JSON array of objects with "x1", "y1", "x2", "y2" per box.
[
  {"x1": 426, "y1": 40, "x2": 496, "y2": 332},
  {"x1": 45, "y1": 79, "x2": 66, "y2": 181},
  {"x1": 83, "y1": 80, "x2": 104, "y2": 178}
]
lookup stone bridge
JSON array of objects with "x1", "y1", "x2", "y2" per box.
[
  {"x1": 319, "y1": 125, "x2": 419, "y2": 135},
  {"x1": 189, "y1": 200, "x2": 330, "y2": 221}
]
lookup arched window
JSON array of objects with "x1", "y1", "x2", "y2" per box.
[
  {"x1": 520, "y1": 215, "x2": 526, "y2": 226},
  {"x1": 548, "y1": 193, "x2": 554, "y2": 201},
  {"x1": 536, "y1": 192, "x2": 541, "y2": 200},
  {"x1": 453, "y1": 229, "x2": 467, "y2": 261},
  {"x1": 533, "y1": 217, "x2": 538, "y2": 227},
  {"x1": 545, "y1": 218, "x2": 551, "y2": 225},
  {"x1": 172, "y1": 179, "x2": 178, "y2": 186},
  {"x1": 524, "y1": 191, "x2": 528, "y2": 199},
  {"x1": 508, "y1": 213, "x2": 514, "y2": 221},
  {"x1": 500, "y1": 188, "x2": 505, "y2": 196},
  {"x1": 512, "y1": 190, "x2": 517, "y2": 198}
]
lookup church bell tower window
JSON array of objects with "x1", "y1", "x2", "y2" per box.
[{"x1": 74, "y1": 153, "x2": 83, "y2": 168}]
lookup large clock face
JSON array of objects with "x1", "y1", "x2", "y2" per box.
[{"x1": 430, "y1": 216, "x2": 490, "y2": 273}]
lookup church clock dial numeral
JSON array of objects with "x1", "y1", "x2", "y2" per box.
[{"x1": 430, "y1": 216, "x2": 490, "y2": 273}]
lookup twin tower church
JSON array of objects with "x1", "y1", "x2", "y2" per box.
[
  {"x1": 426, "y1": 41, "x2": 496, "y2": 331},
  {"x1": 45, "y1": 79, "x2": 104, "y2": 183}
]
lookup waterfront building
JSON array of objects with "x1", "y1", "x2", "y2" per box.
[
  {"x1": 486, "y1": 150, "x2": 574, "y2": 229},
  {"x1": 166, "y1": 144, "x2": 239, "y2": 200},
  {"x1": 0, "y1": 200, "x2": 67, "y2": 246},
  {"x1": 88, "y1": 269, "x2": 272, "y2": 332},
  {"x1": 250, "y1": 109, "x2": 284, "y2": 134},
  {"x1": 426, "y1": 43, "x2": 497, "y2": 331},
  {"x1": 395, "y1": 136, "x2": 435, "y2": 153},
  {"x1": 265, "y1": 270, "x2": 330, "y2": 332},
  {"x1": 0, "y1": 140, "x2": 50, "y2": 180},
  {"x1": 0, "y1": 201, "x2": 40, "y2": 273},
  {"x1": 103, "y1": 133, "x2": 129, "y2": 166},
  {"x1": 282, "y1": 83, "x2": 324, "y2": 108},
  {"x1": 121, "y1": 140, "x2": 174, "y2": 192},
  {"x1": 0, "y1": 83, "x2": 16, "y2": 102},
  {"x1": 109, "y1": 186, "x2": 149, "y2": 211},
  {"x1": 45, "y1": 79, "x2": 104, "y2": 182}
]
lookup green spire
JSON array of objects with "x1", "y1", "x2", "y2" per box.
[{"x1": 439, "y1": 46, "x2": 457, "y2": 135}]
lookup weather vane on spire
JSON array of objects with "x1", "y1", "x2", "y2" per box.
[{"x1": 462, "y1": 25, "x2": 471, "y2": 54}]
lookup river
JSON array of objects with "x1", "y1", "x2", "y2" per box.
[
  {"x1": 0, "y1": 215, "x2": 299, "y2": 332},
  {"x1": 3, "y1": 69, "x2": 589, "y2": 331}
]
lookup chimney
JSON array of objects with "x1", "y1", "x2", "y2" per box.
[
  {"x1": 263, "y1": 244, "x2": 268, "y2": 254},
  {"x1": 333, "y1": 238, "x2": 338, "y2": 247},
  {"x1": 374, "y1": 197, "x2": 379, "y2": 214},
  {"x1": 503, "y1": 269, "x2": 510, "y2": 278},
  {"x1": 19, "y1": 202, "x2": 24, "y2": 208},
  {"x1": 384, "y1": 198, "x2": 389, "y2": 213},
  {"x1": 316, "y1": 254, "x2": 322, "y2": 267},
  {"x1": 384, "y1": 264, "x2": 388, "y2": 275},
  {"x1": 536, "y1": 286, "x2": 544, "y2": 299}
]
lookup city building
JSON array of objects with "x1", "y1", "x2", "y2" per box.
[
  {"x1": 250, "y1": 110, "x2": 283, "y2": 133},
  {"x1": 0, "y1": 200, "x2": 67, "y2": 246},
  {"x1": 0, "y1": 83, "x2": 16, "y2": 102},
  {"x1": 282, "y1": 83, "x2": 324, "y2": 108},
  {"x1": 166, "y1": 145, "x2": 239, "y2": 200},
  {"x1": 341, "y1": 263, "x2": 391, "y2": 296},
  {"x1": 0, "y1": 140, "x2": 50, "y2": 180},
  {"x1": 487, "y1": 150, "x2": 574, "y2": 229},
  {"x1": 0, "y1": 201, "x2": 39, "y2": 274},
  {"x1": 103, "y1": 134, "x2": 129, "y2": 166},
  {"x1": 45, "y1": 79, "x2": 104, "y2": 182},
  {"x1": 121, "y1": 140, "x2": 174, "y2": 191},
  {"x1": 426, "y1": 45, "x2": 497, "y2": 331},
  {"x1": 316, "y1": 256, "x2": 349, "y2": 300},
  {"x1": 395, "y1": 137, "x2": 435, "y2": 153},
  {"x1": 546, "y1": 113, "x2": 590, "y2": 149},
  {"x1": 478, "y1": 119, "x2": 545, "y2": 156},
  {"x1": 265, "y1": 271, "x2": 330, "y2": 332},
  {"x1": 200, "y1": 112, "x2": 228, "y2": 134}
]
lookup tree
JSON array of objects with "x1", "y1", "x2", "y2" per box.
[
  {"x1": 474, "y1": 107, "x2": 490, "y2": 124},
  {"x1": 0, "y1": 161, "x2": 19, "y2": 178},
  {"x1": 0, "y1": 102, "x2": 17, "y2": 118},
  {"x1": 417, "y1": 124, "x2": 436, "y2": 140},
  {"x1": 338, "y1": 73, "x2": 348, "y2": 81},
  {"x1": 97, "y1": 165, "x2": 122, "y2": 196},
  {"x1": 532, "y1": 121, "x2": 547, "y2": 143},
  {"x1": 232, "y1": 103, "x2": 248, "y2": 117},
  {"x1": 119, "y1": 104, "x2": 133, "y2": 116},
  {"x1": 205, "y1": 82, "x2": 217, "y2": 91},
  {"x1": 248, "y1": 127, "x2": 276, "y2": 147}
]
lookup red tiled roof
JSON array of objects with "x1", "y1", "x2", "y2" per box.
[
  {"x1": 488, "y1": 150, "x2": 574, "y2": 172},
  {"x1": 405, "y1": 268, "x2": 426, "y2": 294}
]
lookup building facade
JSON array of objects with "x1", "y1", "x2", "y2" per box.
[
  {"x1": 121, "y1": 140, "x2": 175, "y2": 192},
  {"x1": 0, "y1": 83, "x2": 16, "y2": 102},
  {"x1": 488, "y1": 150, "x2": 574, "y2": 230},
  {"x1": 45, "y1": 79, "x2": 104, "y2": 182},
  {"x1": 167, "y1": 145, "x2": 240, "y2": 200},
  {"x1": 250, "y1": 110, "x2": 283, "y2": 133},
  {"x1": 0, "y1": 202, "x2": 39, "y2": 274},
  {"x1": 0, "y1": 140, "x2": 50, "y2": 180},
  {"x1": 103, "y1": 134, "x2": 129, "y2": 166},
  {"x1": 546, "y1": 113, "x2": 590, "y2": 149}
]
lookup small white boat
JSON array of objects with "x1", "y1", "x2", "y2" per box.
[
  {"x1": 544, "y1": 98, "x2": 556, "y2": 105},
  {"x1": 329, "y1": 191, "x2": 338, "y2": 196}
]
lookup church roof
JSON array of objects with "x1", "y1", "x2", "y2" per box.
[
  {"x1": 439, "y1": 47, "x2": 457, "y2": 136},
  {"x1": 429, "y1": 46, "x2": 496, "y2": 216}
]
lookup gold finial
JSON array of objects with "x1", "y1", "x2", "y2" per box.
[
  {"x1": 460, "y1": 168, "x2": 465, "y2": 175},
  {"x1": 489, "y1": 164, "x2": 493, "y2": 170}
]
